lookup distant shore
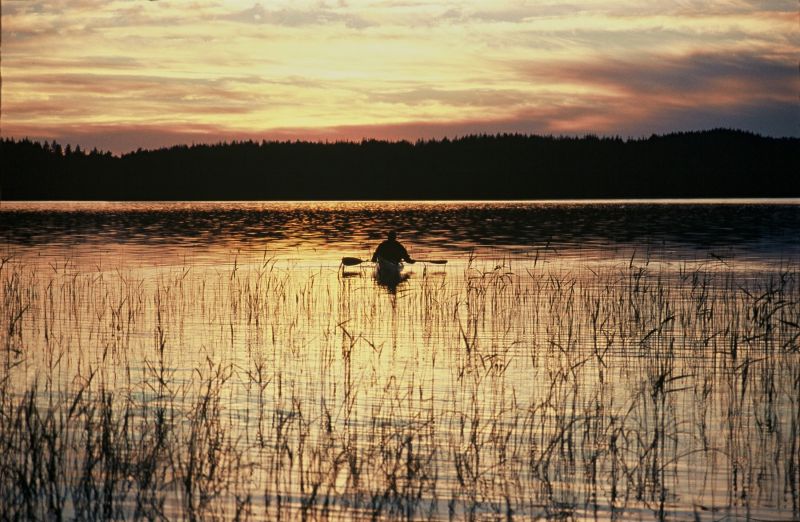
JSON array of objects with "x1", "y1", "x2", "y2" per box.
[{"x1": 2, "y1": 129, "x2": 798, "y2": 200}]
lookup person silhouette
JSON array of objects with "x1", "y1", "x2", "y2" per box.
[{"x1": 371, "y1": 231, "x2": 415, "y2": 264}]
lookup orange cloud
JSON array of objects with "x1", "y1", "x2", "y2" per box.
[{"x1": 1, "y1": 0, "x2": 796, "y2": 152}]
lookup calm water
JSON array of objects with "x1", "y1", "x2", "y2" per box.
[
  {"x1": 1, "y1": 200, "x2": 798, "y2": 521},
  {"x1": 2, "y1": 200, "x2": 798, "y2": 267}
]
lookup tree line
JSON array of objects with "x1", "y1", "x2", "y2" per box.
[{"x1": 2, "y1": 129, "x2": 797, "y2": 200}]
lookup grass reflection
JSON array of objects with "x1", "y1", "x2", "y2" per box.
[{"x1": 0, "y1": 252, "x2": 798, "y2": 520}]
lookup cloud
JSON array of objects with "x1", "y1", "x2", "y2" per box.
[
  {"x1": 437, "y1": 3, "x2": 587, "y2": 24},
  {"x1": 365, "y1": 87, "x2": 531, "y2": 108},
  {"x1": 221, "y1": 3, "x2": 372, "y2": 29},
  {"x1": 1, "y1": 0, "x2": 796, "y2": 150},
  {"x1": 493, "y1": 50, "x2": 798, "y2": 137},
  {"x1": 6, "y1": 92, "x2": 797, "y2": 156},
  {"x1": 5, "y1": 56, "x2": 145, "y2": 71},
  {"x1": 636, "y1": 99, "x2": 800, "y2": 138},
  {"x1": 2, "y1": 71, "x2": 273, "y2": 126},
  {"x1": 514, "y1": 50, "x2": 797, "y2": 106}
]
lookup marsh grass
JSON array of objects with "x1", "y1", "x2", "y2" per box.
[{"x1": 0, "y1": 252, "x2": 798, "y2": 520}]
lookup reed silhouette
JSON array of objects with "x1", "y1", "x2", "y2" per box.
[{"x1": 1, "y1": 252, "x2": 797, "y2": 519}]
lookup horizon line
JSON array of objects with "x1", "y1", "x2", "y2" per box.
[{"x1": 3, "y1": 127, "x2": 794, "y2": 157}]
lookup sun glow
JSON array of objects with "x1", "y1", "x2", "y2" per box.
[{"x1": 2, "y1": 0, "x2": 796, "y2": 152}]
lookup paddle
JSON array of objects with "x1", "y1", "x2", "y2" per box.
[
  {"x1": 341, "y1": 257, "x2": 367, "y2": 266},
  {"x1": 341, "y1": 257, "x2": 447, "y2": 266}
]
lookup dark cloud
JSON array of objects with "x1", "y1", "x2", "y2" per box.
[
  {"x1": 628, "y1": 99, "x2": 800, "y2": 138},
  {"x1": 516, "y1": 50, "x2": 797, "y2": 100},
  {"x1": 5, "y1": 93, "x2": 796, "y2": 156}
]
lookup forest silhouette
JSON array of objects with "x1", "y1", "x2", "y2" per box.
[{"x1": 2, "y1": 129, "x2": 797, "y2": 200}]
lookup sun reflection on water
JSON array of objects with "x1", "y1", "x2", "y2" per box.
[{"x1": 0, "y1": 201, "x2": 798, "y2": 520}]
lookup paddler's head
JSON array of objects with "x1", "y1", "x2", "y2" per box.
[{"x1": 388, "y1": 231, "x2": 397, "y2": 241}]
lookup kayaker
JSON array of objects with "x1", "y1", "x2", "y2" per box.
[{"x1": 371, "y1": 231, "x2": 415, "y2": 264}]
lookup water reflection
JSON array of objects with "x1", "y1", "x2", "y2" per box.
[
  {"x1": 1, "y1": 201, "x2": 798, "y2": 520},
  {"x1": 375, "y1": 268, "x2": 411, "y2": 295},
  {"x1": 1, "y1": 201, "x2": 798, "y2": 267}
]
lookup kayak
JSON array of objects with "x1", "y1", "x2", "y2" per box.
[{"x1": 375, "y1": 257, "x2": 403, "y2": 281}]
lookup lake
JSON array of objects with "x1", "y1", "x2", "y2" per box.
[{"x1": 1, "y1": 200, "x2": 798, "y2": 521}]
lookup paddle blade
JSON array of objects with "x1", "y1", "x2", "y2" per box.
[
  {"x1": 417, "y1": 259, "x2": 447, "y2": 264},
  {"x1": 341, "y1": 257, "x2": 365, "y2": 266}
]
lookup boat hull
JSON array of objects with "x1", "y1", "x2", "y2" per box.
[{"x1": 376, "y1": 258, "x2": 403, "y2": 280}]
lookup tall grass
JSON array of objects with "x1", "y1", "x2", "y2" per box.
[{"x1": 0, "y1": 253, "x2": 798, "y2": 520}]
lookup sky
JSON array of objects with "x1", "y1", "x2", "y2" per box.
[{"x1": 1, "y1": 0, "x2": 797, "y2": 153}]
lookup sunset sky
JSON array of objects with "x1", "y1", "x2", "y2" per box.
[{"x1": 2, "y1": 0, "x2": 797, "y2": 153}]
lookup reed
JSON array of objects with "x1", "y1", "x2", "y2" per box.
[{"x1": 0, "y1": 252, "x2": 797, "y2": 520}]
